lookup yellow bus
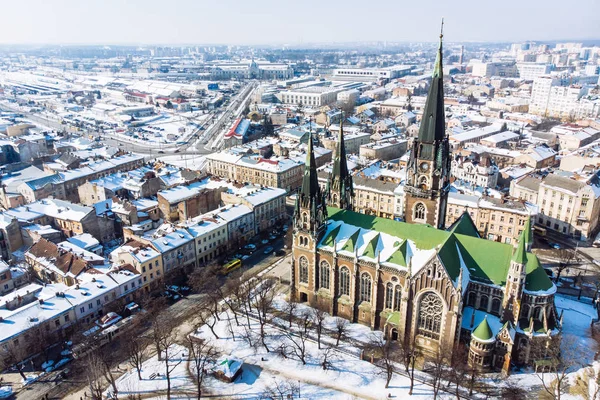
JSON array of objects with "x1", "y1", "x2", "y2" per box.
[{"x1": 221, "y1": 259, "x2": 242, "y2": 275}]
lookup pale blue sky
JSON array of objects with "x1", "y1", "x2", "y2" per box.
[{"x1": 0, "y1": 0, "x2": 598, "y2": 45}]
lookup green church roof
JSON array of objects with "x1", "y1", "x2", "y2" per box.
[
  {"x1": 326, "y1": 207, "x2": 553, "y2": 292},
  {"x1": 363, "y1": 234, "x2": 381, "y2": 259},
  {"x1": 341, "y1": 229, "x2": 361, "y2": 253},
  {"x1": 386, "y1": 240, "x2": 409, "y2": 267},
  {"x1": 447, "y1": 212, "x2": 480, "y2": 238},
  {"x1": 472, "y1": 316, "x2": 494, "y2": 341}
]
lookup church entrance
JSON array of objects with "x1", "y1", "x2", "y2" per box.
[{"x1": 299, "y1": 292, "x2": 308, "y2": 303}]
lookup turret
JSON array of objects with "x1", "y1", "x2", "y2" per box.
[
  {"x1": 502, "y1": 228, "x2": 528, "y2": 324},
  {"x1": 469, "y1": 316, "x2": 496, "y2": 371}
]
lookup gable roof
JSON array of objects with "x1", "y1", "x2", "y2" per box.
[{"x1": 447, "y1": 212, "x2": 480, "y2": 238}]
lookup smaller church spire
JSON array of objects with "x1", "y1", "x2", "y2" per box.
[
  {"x1": 327, "y1": 112, "x2": 354, "y2": 210},
  {"x1": 512, "y1": 228, "x2": 528, "y2": 265}
]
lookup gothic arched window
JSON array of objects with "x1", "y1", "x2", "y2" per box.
[
  {"x1": 417, "y1": 292, "x2": 444, "y2": 340},
  {"x1": 299, "y1": 256, "x2": 309, "y2": 284},
  {"x1": 414, "y1": 203, "x2": 426, "y2": 221},
  {"x1": 359, "y1": 273, "x2": 372, "y2": 303},
  {"x1": 492, "y1": 298, "x2": 501, "y2": 315},
  {"x1": 319, "y1": 260, "x2": 330, "y2": 290},
  {"x1": 467, "y1": 292, "x2": 476, "y2": 307},
  {"x1": 339, "y1": 267, "x2": 350, "y2": 296},
  {"x1": 385, "y1": 282, "x2": 394, "y2": 309},
  {"x1": 479, "y1": 295, "x2": 489, "y2": 311},
  {"x1": 394, "y1": 285, "x2": 402, "y2": 311}
]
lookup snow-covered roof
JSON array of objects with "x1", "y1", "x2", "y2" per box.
[{"x1": 151, "y1": 229, "x2": 194, "y2": 253}]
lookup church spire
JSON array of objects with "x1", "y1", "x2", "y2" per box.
[
  {"x1": 300, "y1": 134, "x2": 320, "y2": 201},
  {"x1": 294, "y1": 134, "x2": 327, "y2": 234},
  {"x1": 327, "y1": 114, "x2": 354, "y2": 210},
  {"x1": 403, "y1": 21, "x2": 451, "y2": 230},
  {"x1": 417, "y1": 18, "x2": 446, "y2": 144}
]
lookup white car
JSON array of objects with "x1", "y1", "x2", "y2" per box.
[{"x1": 96, "y1": 312, "x2": 122, "y2": 329}]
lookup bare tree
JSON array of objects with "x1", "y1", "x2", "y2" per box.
[
  {"x1": 532, "y1": 336, "x2": 581, "y2": 400},
  {"x1": 150, "y1": 312, "x2": 181, "y2": 400},
  {"x1": 502, "y1": 379, "x2": 527, "y2": 400},
  {"x1": 0, "y1": 345, "x2": 28, "y2": 380},
  {"x1": 261, "y1": 379, "x2": 300, "y2": 400},
  {"x1": 220, "y1": 271, "x2": 244, "y2": 326},
  {"x1": 84, "y1": 350, "x2": 106, "y2": 400},
  {"x1": 284, "y1": 312, "x2": 311, "y2": 365},
  {"x1": 197, "y1": 300, "x2": 221, "y2": 339},
  {"x1": 312, "y1": 308, "x2": 327, "y2": 349},
  {"x1": 126, "y1": 336, "x2": 149, "y2": 381},
  {"x1": 186, "y1": 335, "x2": 217, "y2": 400},
  {"x1": 333, "y1": 317, "x2": 349, "y2": 347},
  {"x1": 556, "y1": 248, "x2": 577, "y2": 283},
  {"x1": 405, "y1": 337, "x2": 420, "y2": 396},
  {"x1": 321, "y1": 346, "x2": 337, "y2": 371},
  {"x1": 426, "y1": 348, "x2": 447, "y2": 400},
  {"x1": 251, "y1": 278, "x2": 276, "y2": 352},
  {"x1": 84, "y1": 347, "x2": 118, "y2": 398},
  {"x1": 445, "y1": 343, "x2": 470, "y2": 399},
  {"x1": 284, "y1": 301, "x2": 298, "y2": 328},
  {"x1": 365, "y1": 334, "x2": 399, "y2": 389}
]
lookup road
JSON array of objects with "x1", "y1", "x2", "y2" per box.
[
  {"x1": 0, "y1": 81, "x2": 257, "y2": 157},
  {"x1": 196, "y1": 81, "x2": 257, "y2": 152}
]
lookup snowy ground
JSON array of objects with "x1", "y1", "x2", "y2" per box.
[
  {"x1": 555, "y1": 294, "x2": 599, "y2": 364},
  {"x1": 158, "y1": 154, "x2": 207, "y2": 171},
  {"x1": 112, "y1": 344, "x2": 194, "y2": 396},
  {"x1": 105, "y1": 293, "x2": 598, "y2": 399},
  {"x1": 193, "y1": 306, "x2": 454, "y2": 400}
]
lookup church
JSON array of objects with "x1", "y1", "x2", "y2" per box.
[{"x1": 291, "y1": 30, "x2": 561, "y2": 374}]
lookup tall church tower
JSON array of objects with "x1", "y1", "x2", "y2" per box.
[
  {"x1": 327, "y1": 118, "x2": 354, "y2": 210},
  {"x1": 404, "y1": 24, "x2": 451, "y2": 229},
  {"x1": 291, "y1": 136, "x2": 328, "y2": 302}
]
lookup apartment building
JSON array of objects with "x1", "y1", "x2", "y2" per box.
[
  {"x1": 510, "y1": 172, "x2": 600, "y2": 240},
  {"x1": 184, "y1": 217, "x2": 229, "y2": 265},
  {"x1": 206, "y1": 152, "x2": 304, "y2": 191},
  {"x1": 157, "y1": 183, "x2": 226, "y2": 222},
  {"x1": 446, "y1": 193, "x2": 537, "y2": 244},
  {"x1": 210, "y1": 204, "x2": 255, "y2": 247},
  {"x1": 529, "y1": 76, "x2": 600, "y2": 119},
  {"x1": 5, "y1": 198, "x2": 116, "y2": 243},
  {"x1": 322, "y1": 132, "x2": 371, "y2": 156},
  {"x1": 150, "y1": 228, "x2": 196, "y2": 275},
  {"x1": 17, "y1": 154, "x2": 145, "y2": 204},
  {"x1": 451, "y1": 154, "x2": 499, "y2": 188},
  {"x1": 276, "y1": 86, "x2": 343, "y2": 107},
  {"x1": 359, "y1": 139, "x2": 408, "y2": 161},
  {"x1": 317, "y1": 173, "x2": 399, "y2": 220},
  {"x1": 110, "y1": 240, "x2": 164, "y2": 292},
  {"x1": 221, "y1": 186, "x2": 287, "y2": 233}
]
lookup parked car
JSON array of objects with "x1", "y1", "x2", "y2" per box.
[
  {"x1": 264, "y1": 246, "x2": 274, "y2": 255},
  {"x1": 96, "y1": 312, "x2": 122, "y2": 329},
  {"x1": 261, "y1": 239, "x2": 269, "y2": 245}
]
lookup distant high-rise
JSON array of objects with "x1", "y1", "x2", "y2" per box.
[{"x1": 459, "y1": 45, "x2": 464, "y2": 65}]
